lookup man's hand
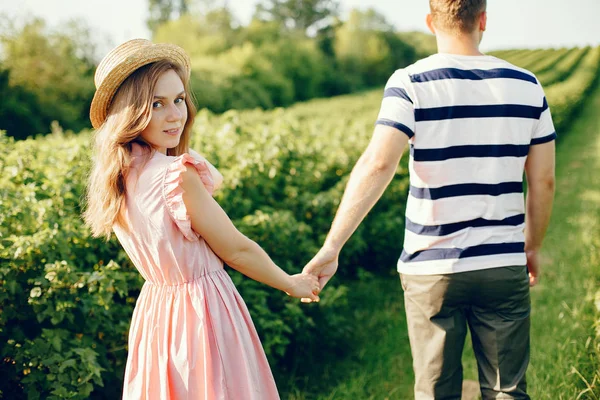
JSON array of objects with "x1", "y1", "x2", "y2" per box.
[
  {"x1": 300, "y1": 246, "x2": 339, "y2": 303},
  {"x1": 525, "y1": 249, "x2": 540, "y2": 287}
]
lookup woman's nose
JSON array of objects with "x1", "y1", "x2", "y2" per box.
[{"x1": 166, "y1": 103, "x2": 182, "y2": 122}]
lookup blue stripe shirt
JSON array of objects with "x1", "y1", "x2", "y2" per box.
[{"x1": 376, "y1": 53, "x2": 556, "y2": 275}]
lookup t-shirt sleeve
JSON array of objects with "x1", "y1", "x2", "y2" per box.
[
  {"x1": 531, "y1": 84, "x2": 557, "y2": 145},
  {"x1": 375, "y1": 69, "x2": 416, "y2": 139}
]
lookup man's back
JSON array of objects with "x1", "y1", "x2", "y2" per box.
[
  {"x1": 303, "y1": 1, "x2": 555, "y2": 397},
  {"x1": 376, "y1": 53, "x2": 556, "y2": 275}
]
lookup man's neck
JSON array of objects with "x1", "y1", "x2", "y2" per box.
[{"x1": 435, "y1": 33, "x2": 484, "y2": 56}]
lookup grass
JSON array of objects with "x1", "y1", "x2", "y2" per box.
[
  {"x1": 278, "y1": 82, "x2": 600, "y2": 399},
  {"x1": 525, "y1": 78, "x2": 600, "y2": 398},
  {"x1": 279, "y1": 272, "x2": 416, "y2": 399}
]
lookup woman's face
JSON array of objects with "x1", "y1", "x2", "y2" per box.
[{"x1": 140, "y1": 69, "x2": 188, "y2": 154}]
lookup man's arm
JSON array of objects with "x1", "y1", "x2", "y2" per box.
[
  {"x1": 524, "y1": 140, "x2": 556, "y2": 286},
  {"x1": 324, "y1": 124, "x2": 409, "y2": 251},
  {"x1": 302, "y1": 124, "x2": 409, "y2": 289}
]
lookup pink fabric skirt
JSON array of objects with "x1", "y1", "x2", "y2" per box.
[{"x1": 122, "y1": 269, "x2": 280, "y2": 400}]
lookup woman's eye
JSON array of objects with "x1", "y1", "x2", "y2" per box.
[
  {"x1": 152, "y1": 101, "x2": 163, "y2": 108},
  {"x1": 175, "y1": 97, "x2": 185, "y2": 104}
]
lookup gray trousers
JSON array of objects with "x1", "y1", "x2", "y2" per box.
[{"x1": 400, "y1": 266, "x2": 531, "y2": 400}]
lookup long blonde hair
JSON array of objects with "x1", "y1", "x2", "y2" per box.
[{"x1": 84, "y1": 60, "x2": 197, "y2": 239}]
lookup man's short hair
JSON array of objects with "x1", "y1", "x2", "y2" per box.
[{"x1": 429, "y1": 0, "x2": 487, "y2": 33}]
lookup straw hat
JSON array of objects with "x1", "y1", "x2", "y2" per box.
[{"x1": 89, "y1": 39, "x2": 191, "y2": 129}]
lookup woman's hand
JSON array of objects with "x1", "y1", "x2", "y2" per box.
[{"x1": 284, "y1": 273, "x2": 321, "y2": 302}]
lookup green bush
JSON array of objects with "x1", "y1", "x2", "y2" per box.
[
  {"x1": 0, "y1": 133, "x2": 141, "y2": 399},
  {"x1": 545, "y1": 46, "x2": 600, "y2": 132},
  {"x1": 0, "y1": 87, "x2": 386, "y2": 397}
]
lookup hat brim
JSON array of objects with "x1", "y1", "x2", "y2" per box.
[{"x1": 89, "y1": 43, "x2": 191, "y2": 129}]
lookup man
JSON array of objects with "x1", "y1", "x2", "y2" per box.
[{"x1": 303, "y1": 1, "x2": 556, "y2": 398}]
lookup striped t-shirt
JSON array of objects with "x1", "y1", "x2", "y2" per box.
[{"x1": 376, "y1": 53, "x2": 556, "y2": 275}]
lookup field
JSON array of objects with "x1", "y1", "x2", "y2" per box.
[{"x1": 1, "y1": 46, "x2": 599, "y2": 399}]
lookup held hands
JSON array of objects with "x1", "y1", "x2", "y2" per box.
[
  {"x1": 300, "y1": 246, "x2": 340, "y2": 303},
  {"x1": 284, "y1": 273, "x2": 321, "y2": 302}
]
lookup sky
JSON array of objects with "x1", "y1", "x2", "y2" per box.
[{"x1": 1, "y1": 0, "x2": 599, "y2": 55}]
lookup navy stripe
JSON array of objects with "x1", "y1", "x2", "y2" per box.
[
  {"x1": 410, "y1": 68, "x2": 537, "y2": 84},
  {"x1": 383, "y1": 87, "x2": 413, "y2": 103},
  {"x1": 415, "y1": 104, "x2": 544, "y2": 122},
  {"x1": 375, "y1": 118, "x2": 415, "y2": 138},
  {"x1": 531, "y1": 132, "x2": 557, "y2": 145},
  {"x1": 406, "y1": 214, "x2": 525, "y2": 236},
  {"x1": 410, "y1": 181, "x2": 523, "y2": 200},
  {"x1": 541, "y1": 97, "x2": 549, "y2": 112},
  {"x1": 400, "y1": 242, "x2": 525, "y2": 263},
  {"x1": 411, "y1": 144, "x2": 530, "y2": 162}
]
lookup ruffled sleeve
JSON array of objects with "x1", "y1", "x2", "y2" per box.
[
  {"x1": 189, "y1": 149, "x2": 223, "y2": 191},
  {"x1": 163, "y1": 153, "x2": 218, "y2": 241}
]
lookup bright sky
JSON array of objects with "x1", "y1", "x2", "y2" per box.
[{"x1": 1, "y1": 0, "x2": 599, "y2": 55}]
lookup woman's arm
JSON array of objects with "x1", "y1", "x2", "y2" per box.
[{"x1": 179, "y1": 165, "x2": 319, "y2": 300}]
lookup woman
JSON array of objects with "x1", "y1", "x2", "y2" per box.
[{"x1": 84, "y1": 39, "x2": 319, "y2": 399}]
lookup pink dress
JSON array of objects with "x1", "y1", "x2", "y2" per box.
[{"x1": 113, "y1": 144, "x2": 280, "y2": 400}]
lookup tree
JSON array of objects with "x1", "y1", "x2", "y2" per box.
[
  {"x1": 0, "y1": 67, "x2": 46, "y2": 139},
  {"x1": 238, "y1": 19, "x2": 284, "y2": 47},
  {"x1": 153, "y1": 8, "x2": 237, "y2": 57},
  {"x1": 0, "y1": 18, "x2": 96, "y2": 138},
  {"x1": 147, "y1": 0, "x2": 227, "y2": 33},
  {"x1": 254, "y1": 0, "x2": 340, "y2": 33},
  {"x1": 147, "y1": 0, "x2": 192, "y2": 33},
  {"x1": 333, "y1": 8, "x2": 415, "y2": 87}
]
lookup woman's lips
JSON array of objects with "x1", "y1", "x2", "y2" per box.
[{"x1": 164, "y1": 128, "x2": 181, "y2": 136}]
